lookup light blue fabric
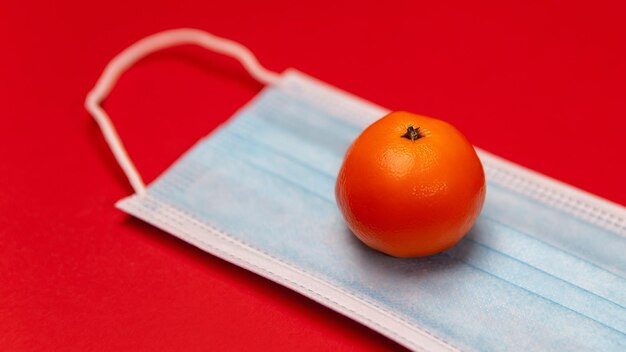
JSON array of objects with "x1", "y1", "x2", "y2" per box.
[{"x1": 147, "y1": 78, "x2": 626, "y2": 351}]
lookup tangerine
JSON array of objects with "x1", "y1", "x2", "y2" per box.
[{"x1": 335, "y1": 111, "x2": 486, "y2": 257}]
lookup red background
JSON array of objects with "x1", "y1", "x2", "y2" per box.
[{"x1": 2, "y1": 1, "x2": 625, "y2": 350}]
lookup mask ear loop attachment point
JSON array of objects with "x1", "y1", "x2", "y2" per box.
[{"x1": 85, "y1": 28, "x2": 281, "y2": 197}]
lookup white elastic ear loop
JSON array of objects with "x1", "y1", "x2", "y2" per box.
[{"x1": 85, "y1": 28, "x2": 281, "y2": 197}]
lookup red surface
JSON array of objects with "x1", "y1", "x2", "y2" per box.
[{"x1": 2, "y1": 1, "x2": 625, "y2": 350}]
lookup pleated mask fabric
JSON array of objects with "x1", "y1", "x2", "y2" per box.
[{"x1": 87, "y1": 29, "x2": 626, "y2": 351}]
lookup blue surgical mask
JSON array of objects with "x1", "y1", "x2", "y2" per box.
[{"x1": 87, "y1": 29, "x2": 626, "y2": 351}]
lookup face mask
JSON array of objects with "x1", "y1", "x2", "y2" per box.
[{"x1": 86, "y1": 29, "x2": 626, "y2": 351}]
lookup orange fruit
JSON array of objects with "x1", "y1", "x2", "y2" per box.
[{"x1": 335, "y1": 111, "x2": 486, "y2": 257}]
